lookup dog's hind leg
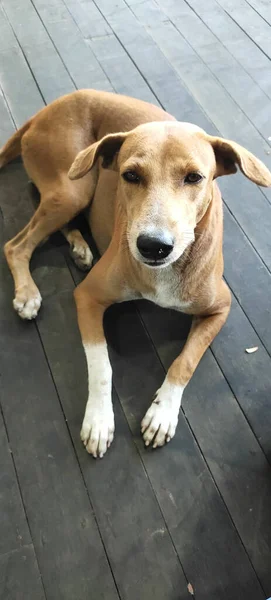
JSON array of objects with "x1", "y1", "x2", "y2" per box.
[
  {"x1": 61, "y1": 226, "x2": 93, "y2": 271},
  {"x1": 4, "y1": 178, "x2": 93, "y2": 319}
]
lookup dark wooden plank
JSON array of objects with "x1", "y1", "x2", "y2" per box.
[
  {"x1": 1, "y1": 0, "x2": 75, "y2": 103},
  {"x1": 92, "y1": 0, "x2": 217, "y2": 131},
  {"x1": 223, "y1": 205, "x2": 271, "y2": 355},
  {"x1": 79, "y1": 397, "x2": 188, "y2": 600},
  {"x1": 216, "y1": 0, "x2": 271, "y2": 59},
  {"x1": 173, "y1": 0, "x2": 271, "y2": 99},
  {"x1": 88, "y1": 33, "x2": 159, "y2": 104},
  {"x1": 0, "y1": 163, "x2": 119, "y2": 600},
  {"x1": 212, "y1": 295, "x2": 271, "y2": 458},
  {"x1": 219, "y1": 173, "x2": 271, "y2": 270},
  {"x1": 32, "y1": 0, "x2": 113, "y2": 91},
  {"x1": 0, "y1": 546, "x2": 45, "y2": 600},
  {"x1": 105, "y1": 303, "x2": 266, "y2": 599},
  {"x1": 0, "y1": 412, "x2": 31, "y2": 556},
  {"x1": 136, "y1": 298, "x2": 271, "y2": 593}
]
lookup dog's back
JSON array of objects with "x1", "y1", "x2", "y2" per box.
[{"x1": 0, "y1": 89, "x2": 174, "y2": 189}]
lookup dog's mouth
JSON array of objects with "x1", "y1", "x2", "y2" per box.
[
  {"x1": 140, "y1": 255, "x2": 175, "y2": 268},
  {"x1": 132, "y1": 245, "x2": 184, "y2": 268},
  {"x1": 142, "y1": 258, "x2": 168, "y2": 268}
]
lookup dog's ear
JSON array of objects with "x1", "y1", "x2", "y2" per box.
[
  {"x1": 207, "y1": 135, "x2": 271, "y2": 187},
  {"x1": 68, "y1": 132, "x2": 129, "y2": 180}
]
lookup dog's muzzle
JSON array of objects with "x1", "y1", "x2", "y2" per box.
[{"x1": 136, "y1": 233, "x2": 174, "y2": 265}]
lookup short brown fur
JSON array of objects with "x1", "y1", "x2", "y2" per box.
[{"x1": 2, "y1": 89, "x2": 271, "y2": 456}]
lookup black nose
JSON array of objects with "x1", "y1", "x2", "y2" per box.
[{"x1": 137, "y1": 234, "x2": 174, "y2": 261}]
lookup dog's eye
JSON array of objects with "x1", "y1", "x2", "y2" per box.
[
  {"x1": 122, "y1": 170, "x2": 140, "y2": 183},
  {"x1": 184, "y1": 172, "x2": 203, "y2": 184}
]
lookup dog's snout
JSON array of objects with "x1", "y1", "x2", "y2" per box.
[{"x1": 137, "y1": 233, "x2": 174, "y2": 262}]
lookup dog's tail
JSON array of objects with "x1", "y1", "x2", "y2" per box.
[{"x1": 0, "y1": 119, "x2": 32, "y2": 169}]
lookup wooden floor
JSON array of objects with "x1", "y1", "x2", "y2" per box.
[{"x1": 1, "y1": 0, "x2": 271, "y2": 599}]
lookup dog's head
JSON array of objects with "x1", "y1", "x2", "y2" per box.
[{"x1": 69, "y1": 122, "x2": 271, "y2": 268}]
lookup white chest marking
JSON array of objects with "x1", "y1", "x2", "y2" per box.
[
  {"x1": 143, "y1": 288, "x2": 191, "y2": 311},
  {"x1": 142, "y1": 268, "x2": 191, "y2": 311}
]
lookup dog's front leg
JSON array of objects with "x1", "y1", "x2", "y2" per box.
[
  {"x1": 142, "y1": 282, "x2": 231, "y2": 448},
  {"x1": 74, "y1": 282, "x2": 114, "y2": 458}
]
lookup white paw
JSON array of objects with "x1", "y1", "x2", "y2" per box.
[
  {"x1": 71, "y1": 243, "x2": 93, "y2": 271},
  {"x1": 141, "y1": 382, "x2": 183, "y2": 448},
  {"x1": 141, "y1": 401, "x2": 178, "y2": 447},
  {"x1": 81, "y1": 406, "x2": 115, "y2": 458},
  {"x1": 13, "y1": 290, "x2": 42, "y2": 320}
]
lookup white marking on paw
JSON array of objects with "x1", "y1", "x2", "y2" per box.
[
  {"x1": 71, "y1": 243, "x2": 93, "y2": 271},
  {"x1": 81, "y1": 343, "x2": 114, "y2": 457},
  {"x1": 141, "y1": 380, "x2": 184, "y2": 448},
  {"x1": 81, "y1": 406, "x2": 114, "y2": 458},
  {"x1": 13, "y1": 291, "x2": 42, "y2": 320}
]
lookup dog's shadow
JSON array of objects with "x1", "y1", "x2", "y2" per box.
[{"x1": 105, "y1": 300, "x2": 191, "y2": 363}]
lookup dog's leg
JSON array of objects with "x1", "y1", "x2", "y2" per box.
[
  {"x1": 142, "y1": 281, "x2": 231, "y2": 448},
  {"x1": 4, "y1": 183, "x2": 91, "y2": 319},
  {"x1": 77, "y1": 298, "x2": 114, "y2": 459},
  {"x1": 61, "y1": 226, "x2": 93, "y2": 271},
  {"x1": 74, "y1": 255, "x2": 122, "y2": 458}
]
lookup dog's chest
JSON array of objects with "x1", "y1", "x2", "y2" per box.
[{"x1": 141, "y1": 270, "x2": 191, "y2": 312}]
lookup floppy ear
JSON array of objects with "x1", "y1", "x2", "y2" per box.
[
  {"x1": 68, "y1": 131, "x2": 129, "y2": 180},
  {"x1": 208, "y1": 136, "x2": 271, "y2": 187}
]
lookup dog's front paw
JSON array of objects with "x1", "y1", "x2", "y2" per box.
[
  {"x1": 81, "y1": 405, "x2": 115, "y2": 458},
  {"x1": 13, "y1": 287, "x2": 42, "y2": 320},
  {"x1": 141, "y1": 382, "x2": 183, "y2": 448},
  {"x1": 141, "y1": 401, "x2": 178, "y2": 448}
]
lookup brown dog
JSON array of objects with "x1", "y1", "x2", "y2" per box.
[{"x1": 1, "y1": 89, "x2": 271, "y2": 458}]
